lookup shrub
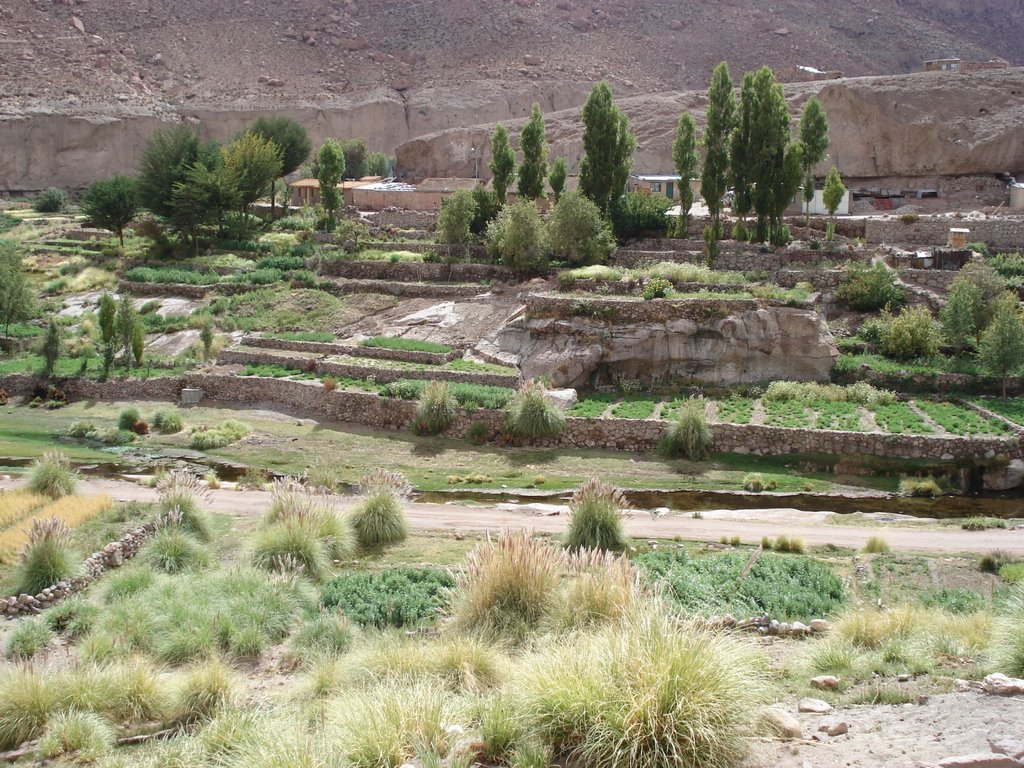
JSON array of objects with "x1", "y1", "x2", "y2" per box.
[
  {"x1": 467, "y1": 421, "x2": 490, "y2": 445},
  {"x1": 118, "y1": 406, "x2": 141, "y2": 431},
  {"x1": 636, "y1": 549, "x2": 843, "y2": 620},
  {"x1": 919, "y1": 588, "x2": 986, "y2": 615},
  {"x1": 15, "y1": 517, "x2": 77, "y2": 596},
  {"x1": 143, "y1": 527, "x2": 212, "y2": 573},
  {"x1": 155, "y1": 470, "x2": 213, "y2": 542},
  {"x1": 68, "y1": 420, "x2": 95, "y2": 438},
  {"x1": 189, "y1": 420, "x2": 250, "y2": 450},
  {"x1": 511, "y1": 608, "x2": 767, "y2": 768},
  {"x1": 880, "y1": 306, "x2": 941, "y2": 360},
  {"x1": 102, "y1": 566, "x2": 156, "y2": 602},
  {"x1": 252, "y1": 522, "x2": 330, "y2": 581},
  {"x1": 609, "y1": 190, "x2": 671, "y2": 240},
  {"x1": 34, "y1": 187, "x2": 68, "y2": 213},
  {"x1": 413, "y1": 381, "x2": 458, "y2": 436},
  {"x1": 961, "y1": 516, "x2": 1007, "y2": 531},
  {"x1": 25, "y1": 451, "x2": 78, "y2": 499},
  {"x1": 450, "y1": 529, "x2": 562, "y2": 641},
  {"x1": 488, "y1": 200, "x2": 550, "y2": 275},
  {"x1": 175, "y1": 658, "x2": 237, "y2": 723},
  {"x1": 862, "y1": 536, "x2": 891, "y2": 554},
  {"x1": 322, "y1": 376, "x2": 337, "y2": 392},
  {"x1": 546, "y1": 191, "x2": 616, "y2": 266},
  {"x1": 564, "y1": 478, "x2": 629, "y2": 552},
  {"x1": 994, "y1": 591, "x2": 1024, "y2": 675},
  {"x1": 659, "y1": 400, "x2": 713, "y2": 461},
  {"x1": 37, "y1": 710, "x2": 115, "y2": 762},
  {"x1": 152, "y1": 407, "x2": 184, "y2": 434},
  {"x1": 641, "y1": 276, "x2": 672, "y2": 300},
  {"x1": 980, "y1": 551, "x2": 1018, "y2": 575},
  {"x1": 504, "y1": 381, "x2": 566, "y2": 440},
  {"x1": 321, "y1": 568, "x2": 455, "y2": 628},
  {"x1": 835, "y1": 262, "x2": 905, "y2": 311},
  {"x1": 7, "y1": 619, "x2": 54, "y2": 660},
  {"x1": 898, "y1": 477, "x2": 940, "y2": 497},
  {"x1": 266, "y1": 478, "x2": 355, "y2": 561},
  {"x1": 742, "y1": 473, "x2": 776, "y2": 493}
]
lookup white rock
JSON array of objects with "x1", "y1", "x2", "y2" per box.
[
  {"x1": 809, "y1": 618, "x2": 829, "y2": 633},
  {"x1": 983, "y1": 673, "x2": 1024, "y2": 696},
  {"x1": 762, "y1": 707, "x2": 802, "y2": 739},
  {"x1": 937, "y1": 753, "x2": 1021, "y2": 768},
  {"x1": 798, "y1": 698, "x2": 834, "y2": 714},
  {"x1": 810, "y1": 675, "x2": 840, "y2": 690},
  {"x1": 542, "y1": 388, "x2": 578, "y2": 410},
  {"x1": 791, "y1": 621, "x2": 810, "y2": 635}
]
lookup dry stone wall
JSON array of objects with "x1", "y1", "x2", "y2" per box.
[
  {"x1": 242, "y1": 336, "x2": 460, "y2": 364},
  {"x1": 865, "y1": 215, "x2": 1024, "y2": 250},
  {"x1": 525, "y1": 293, "x2": 769, "y2": 324},
  {"x1": 899, "y1": 268, "x2": 959, "y2": 293},
  {"x1": 613, "y1": 246, "x2": 873, "y2": 272},
  {"x1": 324, "y1": 278, "x2": 486, "y2": 299},
  {"x1": 318, "y1": 259, "x2": 510, "y2": 283}
]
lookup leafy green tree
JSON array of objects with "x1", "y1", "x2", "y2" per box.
[
  {"x1": 436, "y1": 189, "x2": 478, "y2": 259},
  {"x1": 609, "y1": 192, "x2": 670, "y2": 241},
  {"x1": 748, "y1": 66, "x2": 800, "y2": 246},
  {"x1": 700, "y1": 63, "x2": 736, "y2": 257},
  {"x1": 978, "y1": 293, "x2": 1024, "y2": 398},
  {"x1": 80, "y1": 177, "x2": 139, "y2": 247},
  {"x1": 798, "y1": 97, "x2": 830, "y2": 226},
  {"x1": 200, "y1": 323, "x2": 215, "y2": 361},
  {"x1": 489, "y1": 125, "x2": 516, "y2": 205},
  {"x1": 247, "y1": 116, "x2": 312, "y2": 214},
  {"x1": 0, "y1": 242, "x2": 34, "y2": 340},
  {"x1": 366, "y1": 152, "x2": 393, "y2": 177},
  {"x1": 517, "y1": 104, "x2": 548, "y2": 201},
  {"x1": 340, "y1": 138, "x2": 369, "y2": 180},
  {"x1": 169, "y1": 162, "x2": 239, "y2": 256},
  {"x1": 316, "y1": 139, "x2": 345, "y2": 230},
  {"x1": 470, "y1": 186, "x2": 501, "y2": 236},
  {"x1": 548, "y1": 157, "x2": 567, "y2": 202},
  {"x1": 116, "y1": 296, "x2": 139, "y2": 371},
  {"x1": 98, "y1": 292, "x2": 117, "y2": 375},
  {"x1": 138, "y1": 126, "x2": 216, "y2": 219},
  {"x1": 958, "y1": 261, "x2": 1007, "y2": 328},
  {"x1": 822, "y1": 165, "x2": 846, "y2": 241},
  {"x1": 941, "y1": 278, "x2": 984, "y2": 354},
  {"x1": 221, "y1": 133, "x2": 283, "y2": 232},
  {"x1": 730, "y1": 71, "x2": 756, "y2": 241},
  {"x1": 40, "y1": 320, "x2": 60, "y2": 379},
  {"x1": 671, "y1": 112, "x2": 699, "y2": 237},
  {"x1": 579, "y1": 82, "x2": 636, "y2": 215},
  {"x1": 487, "y1": 201, "x2": 549, "y2": 275},
  {"x1": 547, "y1": 192, "x2": 616, "y2": 266}
]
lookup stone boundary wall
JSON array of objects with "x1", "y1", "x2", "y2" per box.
[
  {"x1": 318, "y1": 259, "x2": 510, "y2": 283},
  {"x1": 2, "y1": 374, "x2": 1019, "y2": 461},
  {"x1": 864, "y1": 216, "x2": 1024, "y2": 250},
  {"x1": 324, "y1": 278, "x2": 486, "y2": 299},
  {"x1": 368, "y1": 209, "x2": 439, "y2": 230},
  {"x1": 216, "y1": 347, "x2": 521, "y2": 388},
  {"x1": 562, "y1": 279, "x2": 749, "y2": 296},
  {"x1": 773, "y1": 269, "x2": 845, "y2": 291},
  {"x1": 243, "y1": 336, "x2": 460, "y2": 365},
  {"x1": 526, "y1": 293, "x2": 774, "y2": 323},
  {"x1": 833, "y1": 365, "x2": 1024, "y2": 398},
  {"x1": 4, "y1": 522, "x2": 157, "y2": 618},
  {"x1": 899, "y1": 268, "x2": 958, "y2": 293},
  {"x1": 119, "y1": 281, "x2": 263, "y2": 298},
  {"x1": 312, "y1": 236, "x2": 490, "y2": 261},
  {"x1": 613, "y1": 247, "x2": 872, "y2": 271}
]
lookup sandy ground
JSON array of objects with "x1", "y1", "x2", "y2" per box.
[{"x1": 7, "y1": 477, "x2": 1023, "y2": 556}]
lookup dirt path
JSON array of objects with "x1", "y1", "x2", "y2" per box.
[{"x1": 14, "y1": 477, "x2": 1023, "y2": 556}]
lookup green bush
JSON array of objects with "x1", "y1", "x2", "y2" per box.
[
  {"x1": 413, "y1": 381, "x2": 457, "y2": 436},
  {"x1": 609, "y1": 191, "x2": 671, "y2": 240},
  {"x1": 742, "y1": 473, "x2": 776, "y2": 492},
  {"x1": 321, "y1": 568, "x2": 455, "y2": 629},
  {"x1": 124, "y1": 266, "x2": 218, "y2": 285},
  {"x1": 880, "y1": 306, "x2": 941, "y2": 361},
  {"x1": 117, "y1": 406, "x2": 142, "y2": 431},
  {"x1": 659, "y1": 400, "x2": 713, "y2": 461},
  {"x1": 504, "y1": 381, "x2": 566, "y2": 440},
  {"x1": 189, "y1": 420, "x2": 250, "y2": 450},
  {"x1": 44, "y1": 595, "x2": 99, "y2": 638},
  {"x1": 919, "y1": 588, "x2": 986, "y2": 615},
  {"x1": 252, "y1": 522, "x2": 331, "y2": 581},
  {"x1": 641, "y1": 276, "x2": 672, "y2": 300},
  {"x1": 152, "y1": 407, "x2": 184, "y2": 434},
  {"x1": 546, "y1": 191, "x2": 616, "y2": 266},
  {"x1": 34, "y1": 187, "x2": 68, "y2": 213},
  {"x1": 142, "y1": 527, "x2": 212, "y2": 573},
  {"x1": 25, "y1": 451, "x2": 78, "y2": 499},
  {"x1": 37, "y1": 710, "x2": 115, "y2": 762},
  {"x1": 636, "y1": 549, "x2": 844, "y2": 620},
  {"x1": 488, "y1": 200, "x2": 550, "y2": 275},
  {"x1": 16, "y1": 518, "x2": 77, "y2": 596},
  {"x1": 961, "y1": 516, "x2": 1007, "y2": 531},
  {"x1": 836, "y1": 262, "x2": 905, "y2": 311},
  {"x1": 7, "y1": 619, "x2": 54, "y2": 660},
  {"x1": 564, "y1": 478, "x2": 629, "y2": 552}
]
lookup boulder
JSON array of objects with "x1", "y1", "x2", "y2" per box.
[
  {"x1": 797, "y1": 698, "x2": 834, "y2": 714},
  {"x1": 982, "y1": 673, "x2": 1024, "y2": 696},
  {"x1": 543, "y1": 388, "x2": 578, "y2": 410},
  {"x1": 810, "y1": 675, "x2": 840, "y2": 690},
  {"x1": 937, "y1": 754, "x2": 1021, "y2": 768},
  {"x1": 762, "y1": 707, "x2": 802, "y2": 739},
  {"x1": 988, "y1": 735, "x2": 1024, "y2": 761},
  {"x1": 984, "y1": 459, "x2": 1024, "y2": 491},
  {"x1": 818, "y1": 718, "x2": 849, "y2": 736},
  {"x1": 809, "y1": 618, "x2": 830, "y2": 633}
]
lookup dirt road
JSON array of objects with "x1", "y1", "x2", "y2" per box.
[{"x1": 12, "y1": 477, "x2": 1022, "y2": 556}]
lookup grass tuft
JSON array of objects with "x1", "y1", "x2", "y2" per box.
[
  {"x1": 37, "y1": 710, "x2": 115, "y2": 762},
  {"x1": 659, "y1": 400, "x2": 713, "y2": 461},
  {"x1": 25, "y1": 451, "x2": 78, "y2": 499},
  {"x1": 504, "y1": 381, "x2": 566, "y2": 440},
  {"x1": 564, "y1": 478, "x2": 629, "y2": 552}
]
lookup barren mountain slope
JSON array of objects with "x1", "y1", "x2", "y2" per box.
[{"x1": 2, "y1": 0, "x2": 1022, "y2": 110}]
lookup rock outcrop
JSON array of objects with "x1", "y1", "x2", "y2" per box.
[{"x1": 492, "y1": 305, "x2": 837, "y2": 388}]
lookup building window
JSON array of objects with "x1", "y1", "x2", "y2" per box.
[{"x1": 650, "y1": 183, "x2": 662, "y2": 193}]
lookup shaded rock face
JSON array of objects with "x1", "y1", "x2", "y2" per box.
[{"x1": 494, "y1": 306, "x2": 837, "y2": 388}]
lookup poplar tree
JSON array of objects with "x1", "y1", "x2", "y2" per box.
[
  {"x1": 516, "y1": 104, "x2": 548, "y2": 201},
  {"x1": 748, "y1": 66, "x2": 800, "y2": 246},
  {"x1": 671, "y1": 112, "x2": 699, "y2": 237},
  {"x1": 489, "y1": 125, "x2": 516, "y2": 205},
  {"x1": 549, "y1": 157, "x2": 567, "y2": 202},
  {"x1": 822, "y1": 165, "x2": 847, "y2": 241},
  {"x1": 798, "y1": 97, "x2": 830, "y2": 225},
  {"x1": 730, "y1": 71, "x2": 756, "y2": 241},
  {"x1": 700, "y1": 63, "x2": 736, "y2": 258},
  {"x1": 579, "y1": 82, "x2": 636, "y2": 215},
  {"x1": 316, "y1": 139, "x2": 345, "y2": 230}
]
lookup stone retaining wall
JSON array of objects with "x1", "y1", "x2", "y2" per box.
[
  {"x1": 369, "y1": 209, "x2": 439, "y2": 230},
  {"x1": 899, "y1": 268, "x2": 958, "y2": 293},
  {"x1": 774, "y1": 269, "x2": 844, "y2": 291},
  {"x1": 865, "y1": 215, "x2": 1024, "y2": 250},
  {"x1": 243, "y1": 336, "x2": 460, "y2": 364},
  {"x1": 526, "y1": 292, "x2": 771, "y2": 324},
  {"x1": 834, "y1": 365, "x2": 1024, "y2": 398},
  {"x1": 613, "y1": 247, "x2": 872, "y2": 272},
  {"x1": 318, "y1": 259, "x2": 510, "y2": 283},
  {"x1": 119, "y1": 281, "x2": 259, "y2": 298},
  {"x1": 323, "y1": 278, "x2": 486, "y2": 299},
  {"x1": 4, "y1": 523, "x2": 156, "y2": 618},
  {"x1": 315, "y1": 237, "x2": 490, "y2": 261}
]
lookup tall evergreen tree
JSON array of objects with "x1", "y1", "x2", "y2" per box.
[
  {"x1": 798, "y1": 97, "x2": 830, "y2": 225},
  {"x1": 700, "y1": 63, "x2": 736, "y2": 257},
  {"x1": 748, "y1": 66, "x2": 799, "y2": 246},
  {"x1": 40, "y1": 320, "x2": 60, "y2": 379},
  {"x1": 316, "y1": 139, "x2": 345, "y2": 230},
  {"x1": 730, "y1": 71, "x2": 756, "y2": 241},
  {"x1": 548, "y1": 157, "x2": 568, "y2": 202},
  {"x1": 98, "y1": 292, "x2": 117, "y2": 376},
  {"x1": 517, "y1": 104, "x2": 548, "y2": 201},
  {"x1": 137, "y1": 126, "x2": 216, "y2": 219},
  {"x1": 116, "y1": 296, "x2": 139, "y2": 371},
  {"x1": 671, "y1": 113, "x2": 699, "y2": 237},
  {"x1": 489, "y1": 125, "x2": 516, "y2": 205},
  {"x1": 579, "y1": 82, "x2": 636, "y2": 215}
]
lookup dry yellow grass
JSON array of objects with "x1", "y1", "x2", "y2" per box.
[
  {"x1": 0, "y1": 495, "x2": 112, "y2": 561},
  {"x1": 0, "y1": 492, "x2": 49, "y2": 530}
]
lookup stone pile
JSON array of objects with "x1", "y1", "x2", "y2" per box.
[
  {"x1": 3, "y1": 522, "x2": 157, "y2": 618},
  {"x1": 707, "y1": 613, "x2": 831, "y2": 637}
]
